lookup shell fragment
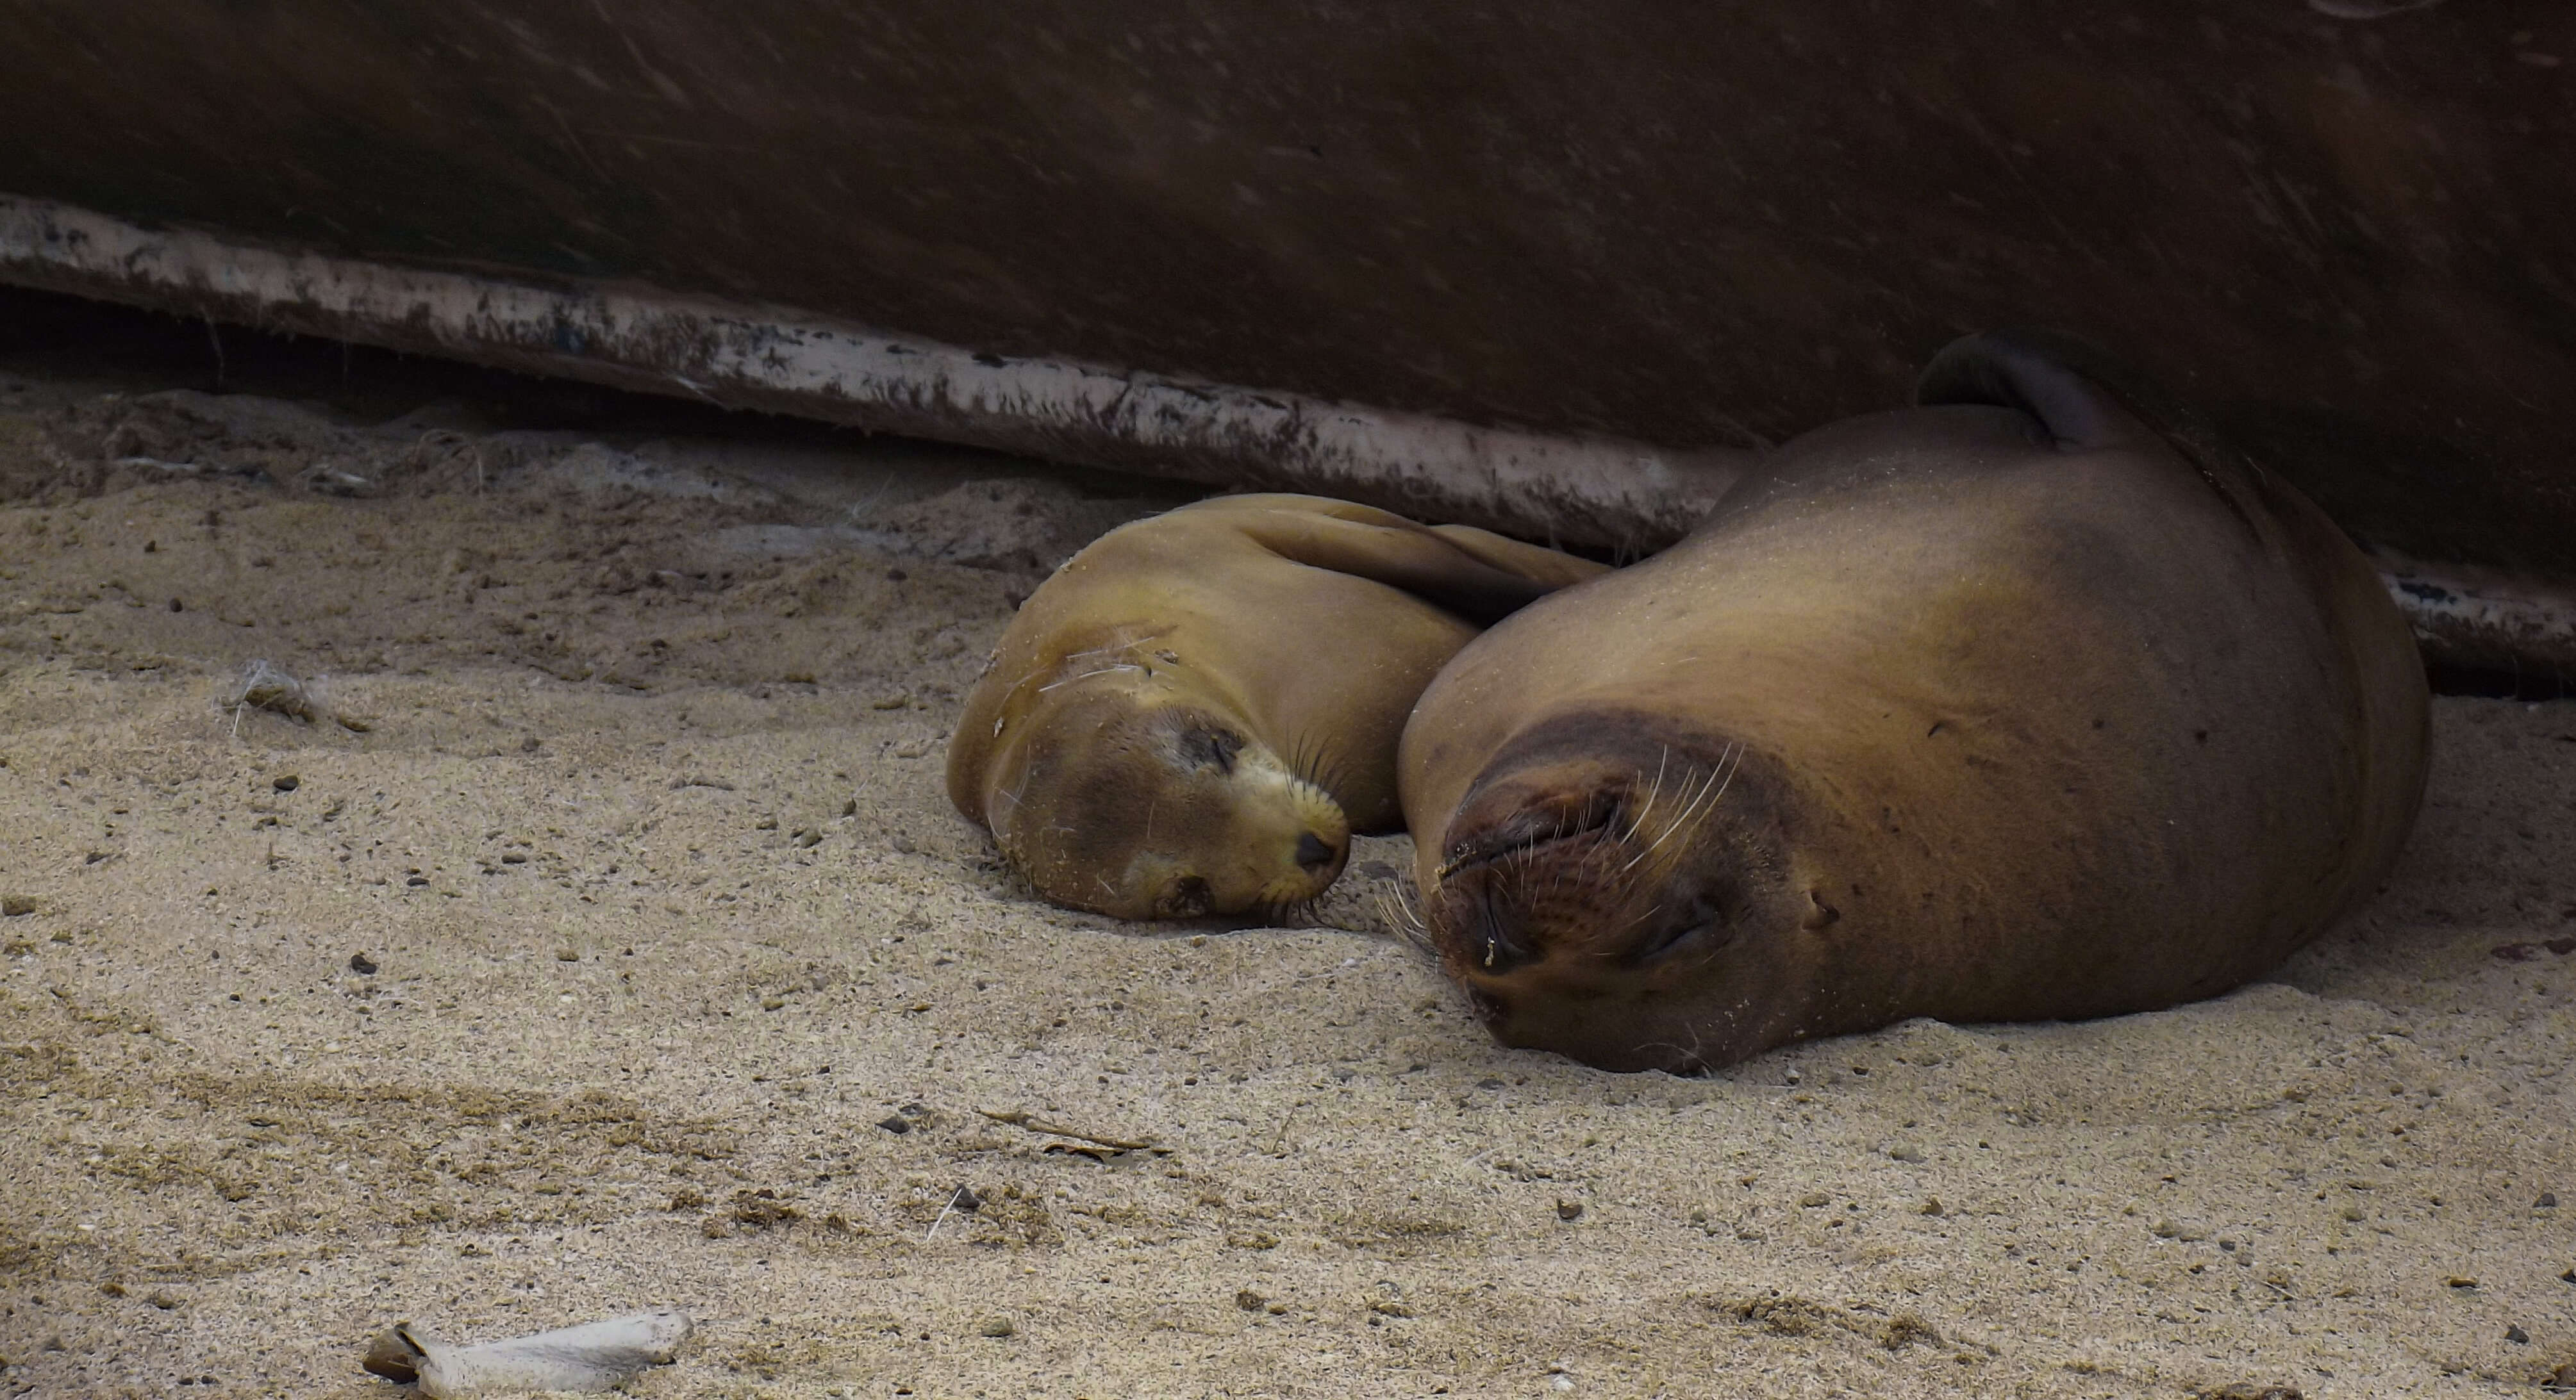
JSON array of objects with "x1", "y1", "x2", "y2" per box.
[{"x1": 361, "y1": 1310, "x2": 692, "y2": 1396}]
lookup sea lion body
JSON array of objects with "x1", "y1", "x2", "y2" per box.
[
  {"x1": 1400, "y1": 334, "x2": 2429, "y2": 1071},
  {"x1": 950, "y1": 493, "x2": 1602, "y2": 919}
]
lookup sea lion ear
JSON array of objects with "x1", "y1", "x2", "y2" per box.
[{"x1": 1915, "y1": 329, "x2": 2163, "y2": 455}]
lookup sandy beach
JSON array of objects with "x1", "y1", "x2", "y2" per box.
[{"x1": 1, "y1": 315, "x2": 2571, "y2": 1399}]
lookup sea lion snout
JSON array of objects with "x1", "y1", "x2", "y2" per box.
[
  {"x1": 1411, "y1": 724, "x2": 1811, "y2": 1071},
  {"x1": 1425, "y1": 741, "x2": 1779, "y2": 975}
]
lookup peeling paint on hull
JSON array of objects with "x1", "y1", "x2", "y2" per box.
[{"x1": 2378, "y1": 552, "x2": 2576, "y2": 688}]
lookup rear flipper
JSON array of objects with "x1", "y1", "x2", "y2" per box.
[{"x1": 1916, "y1": 328, "x2": 2264, "y2": 529}]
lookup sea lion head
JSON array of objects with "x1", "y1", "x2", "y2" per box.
[
  {"x1": 983, "y1": 668, "x2": 1350, "y2": 919},
  {"x1": 1418, "y1": 713, "x2": 1814, "y2": 1073}
]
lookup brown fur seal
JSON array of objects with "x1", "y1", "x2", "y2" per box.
[
  {"x1": 949, "y1": 493, "x2": 1604, "y2": 919},
  {"x1": 1399, "y1": 332, "x2": 2430, "y2": 1071}
]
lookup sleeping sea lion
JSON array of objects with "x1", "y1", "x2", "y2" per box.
[
  {"x1": 1398, "y1": 331, "x2": 2430, "y2": 1071},
  {"x1": 949, "y1": 493, "x2": 1604, "y2": 919}
]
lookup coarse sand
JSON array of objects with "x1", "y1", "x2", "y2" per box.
[{"x1": 1, "y1": 331, "x2": 2572, "y2": 1399}]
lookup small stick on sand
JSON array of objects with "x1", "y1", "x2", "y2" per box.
[
  {"x1": 976, "y1": 1108, "x2": 1158, "y2": 1152},
  {"x1": 924, "y1": 1185, "x2": 972, "y2": 1241}
]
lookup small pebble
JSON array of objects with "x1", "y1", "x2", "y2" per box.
[
  {"x1": 978, "y1": 1316, "x2": 1013, "y2": 1338},
  {"x1": 0, "y1": 896, "x2": 33, "y2": 918},
  {"x1": 1234, "y1": 1290, "x2": 1265, "y2": 1312},
  {"x1": 2506, "y1": 1324, "x2": 2529, "y2": 1344},
  {"x1": 889, "y1": 834, "x2": 917, "y2": 855},
  {"x1": 876, "y1": 1116, "x2": 911, "y2": 1135},
  {"x1": 1919, "y1": 1198, "x2": 1945, "y2": 1217},
  {"x1": 2537, "y1": 1192, "x2": 2558, "y2": 1208},
  {"x1": 347, "y1": 953, "x2": 378, "y2": 975},
  {"x1": 272, "y1": 775, "x2": 299, "y2": 792},
  {"x1": 1555, "y1": 1199, "x2": 1584, "y2": 1222}
]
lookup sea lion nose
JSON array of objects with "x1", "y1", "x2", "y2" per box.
[{"x1": 1294, "y1": 831, "x2": 1339, "y2": 872}]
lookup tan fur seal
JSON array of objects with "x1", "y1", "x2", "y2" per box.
[
  {"x1": 949, "y1": 493, "x2": 1604, "y2": 919},
  {"x1": 1399, "y1": 332, "x2": 2430, "y2": 1071}
]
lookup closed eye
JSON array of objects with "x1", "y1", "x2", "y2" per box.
[
  {"x1": 1629, "y1": 917, "x2": 1699, "y2": 964},
  {"x1": 1626, "y1": 893, "x2": 1729, "y2": 966}
]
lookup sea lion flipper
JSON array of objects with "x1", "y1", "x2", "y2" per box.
[
  {"x1": 1914, "y1": 329, "x2": 2164, "y2": 454},
  {"x1": 1234, "y1": 511, "x2": 1597, "y2": 625},
  {"x1": 1917, "y1": 329, "x2": 2272, "y2": 534},
  {"x1": 1425, "y1": 523, "x2": 1612, "y2": 591}
]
